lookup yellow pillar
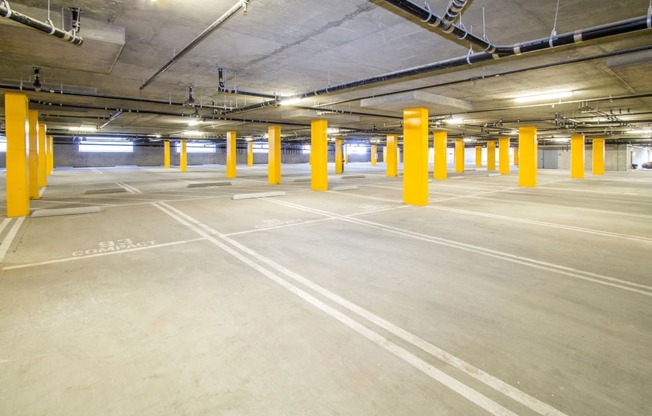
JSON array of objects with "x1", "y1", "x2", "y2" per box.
[
  {"x1": 164, "y1": 140, "x2": 171, "y2": 168},
  {"x1": 371, "y1": 144, "x2": 377, "y2": 166},
  {"x1": 335, "y1": 138, "x2": 343, "y2": 174},
  {"x1": 487, "y1": 140, "x2": 496, "y2": 171},
  {"x1": 46, "y1": 135, "x2": 54, "y2": 175},
  {"x1": 28, "y1": 110, "x2": 40, "y2": 199},
  {"x1": 5, "y1": 93, "x2": 30, "y2": 217},
  {"x1": 344, "y1": 146, "x2": 349, "y2": 164},
  {"x1": 571, "y1": 133, "x2": 585, "y2": 179},
  {"x1": 37, "y1": 123, "x2": 47, "y2": 188},
  {"x1": 180, "y1": 140, "x2": 187, "y2": 172},
  {"x1": 475, "y1": 145, "x2": 482, "y2": 168},
  {"x1": 403, "y1": 108, "x2": 429, "y2": 206},
  {"x1": 383, "y1": 146, "x2": 387, "y2": 164},
  {"x1": 434, "y1": 131, "x2": 447, "y2": 180},
  {"x1": 499, "y1": 137, "x2": 510, "y2": 175},
  {"x1": 311, "y1": 120, "x2": 328, "y2": 191},
  {"x1": 518, "y1": 127, "x2": 537, "y2": 187},
  {"x1": 226, "y1": 130, "x2": 237, "y2": 179},
  {"x1": 592, "y1": 138, "x2": 605, "y2": 175},
  {"x1": 455, "y1": 139, "x2": 464, "y2": 173},
  {"x1": 514, "y1": 145, "x2": 519, "y2": 166},
  {"x1": 247, "y1": 141, "x2": 253, "y2": 166},
  {"x1": 386, "y1": 134, "x2": 398, "y2": 177},
  {"x1": 268, "y1": 125, "x2": 281, "y2": 185}
]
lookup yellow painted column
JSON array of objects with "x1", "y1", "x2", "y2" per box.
[
  {"x1": 499, "y1": 137, "x2": 510, "y2": 175},
  {"x1": 571, "y1": 133, "x2": 585, "y2": 179},
  {"x1": 475, "y1": 145, "x2": 482, "y2": 168},
  {"x1": 386, "y1": 134, "x2": 398, "y2": 177},
  {"x1": 487, "y1": 140, "x2": 496, "y2": 171},
  {"x1": 310, "y1": 120, "x2": 328, "y2": 191},
  {"x1": 247, "y1": 141, "x2": 253, "y2": 166},
  {"x1": 518, "y1": 127, "x2": 537, "y2": 187},
  {"x1": 434, "y1": 131, "x2": 447, "y2": 180},
  {"x1": 5, "y1": 93, "x2": 31, "y2": 217},
  {"x1": 592, "y1": 138, "x2": 605, "y2": 175},
  {"x1": 180, "y1": 140, "x2": 187, "y2": 172},
  {"x1": 514, "y1": 145, "x2": 519, "y2": 166},
  {"x1": 383, "y1": 146, "x2": 387, "y2": 164},
  {"x1": 164, "y1": 140, "x2": 171, "y2": 168},
  {"x1": 37, "y1": 123, "x2": 47, "y2": 188},
  {"x1": 455, "y1": 139, "x2": 464, "y2": 173},
  {"x1": 371, "y1": 144, "x2": 377, "y2": 166},
  {"x1": 268, "y1": 125, "x2": 281, "y2": 185},
  {"x1": 344, "y1": 146, "x2": 349, "y2": 164},
  {"x1": 403, "y1": 108, "x2": 429, "y2": 206},
  {"x1": 226, "y1": 130, "x2": 237, "y2": 179},
  {"x1": 335, "y1": 138, "x2": 343, "y2": 174},
  {"x1": 28, "y1": 110, "x2": 40, "y2": 199},
  {"x1": 46, "y1": 135, "x2": 54, "y2": 176}
]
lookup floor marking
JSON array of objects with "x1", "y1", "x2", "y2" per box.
[
  {"x1": 3, "y1": 238, "x2": 206, "y2": 271},
  {"x1": 153, "y1": 201, "x2": 568, "y2": 416},
  {"x1": 0, "y1": 217, "x2": 25, "y2": 264},
  {"x1": 151, "y1": 202, "x2": 523, "y2": 416},
  {"x1": 428, "y1": 205, "x2": 652, "y2": 243},
  {"x1": 116, "y1": 182, "x2": 142, "y2": 194},
  {"x1": 268, "y1": 199, "x2": 652, "y2": 297},
  {"x1": 224, "y1": 218, "x2": 336, "y2": 237},
  {"x1": 0, "y1": 218, "x2": 11, "y2": 236},
  {"x1": 89, "y1": 168, "x2": 103, "y2": 174}
]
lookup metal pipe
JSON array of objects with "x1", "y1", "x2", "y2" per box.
[
  {"x1": 217, "y1": 68, "x2": 278, "y2": 99},
  {"x1": 381, "y1": 0, "x2": 495, "y2": 52},
  {"x1": 0, "y1": 1, "x2": 83, "y2": 45},
  {"x1": 442, "y1": 0, "x2": 469, "y2": 25},
  {"x1": 140, "y1": 0, "x2": 250, "y2": 90},
  {"x1": 98, "y1": 110, "x2": 123, "y2": 129}
]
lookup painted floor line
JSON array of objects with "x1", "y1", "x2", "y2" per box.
[
  {"x1": 0, "y1": 217, "x2": 25, "y2": 264},
  {"x1": 118, "y1": 182, "x2": 143, "y2": 194},
  {"x1": 428, "y1": 205, "x2": 652, "y2": 244},
  {"x1": 269, "y1": 199, "x2": 652, "y2": 297},
  {"x1": 0, "y1": 218, "x2": 11, "y2": 236},
  {"x1": 2, "y1": 238, "x2": 206, "y2": 271},
  {"x1": 154, "y1": 201, "x2": 567, "y2": 416},
  {"x1": 224, "y1": 217, "x2": 336, "y2": 237}
]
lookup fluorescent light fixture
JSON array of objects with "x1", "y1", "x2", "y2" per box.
[
  {"x1": 626, "y1": 129, "x2": 652, "y2": 135},
  {"x1": 463, "y1": 138, "x2": 474, "y2": 142},
  {"x1": 327, "y1": 128, "x2": 340, "y2": 134},
  {"x1": 187, "y1": 120, "x2": 202, "y2": 126},
  {"x1": 183, "y1": 130, "x2": 203, "y2": 136},
  {"x1": 445, "y1": 118, "x2": 464, "y2": 125},
  {"x1": 552, "y1": 137, "x2": 570, "y2": 142},
  {"x1": 508, "y1": 129, "x2": 519, "y2": 135},
  {"x1": 514, "y1": 91, "x2": 573, "y2": 103},
  {"x1": 68, "y1": 126, "x2": 97, "y2": 132},
  {"x1": 280, "y1": 97, "x2": 302, "y2": 106}
]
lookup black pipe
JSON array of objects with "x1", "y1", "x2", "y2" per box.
[
  {"x1": 140, "y1": 0, "x2": 249, "y2": 90},
  {"x1": 217, "y1": 67, "x2": 277, "y2": 99},
  {"x1": 443, "y1": 0, "x2": 469, "y2": 25},
  {"x1": 0, "y1": 2, "x2": 83, "y2": 45},
  {"x1": 98, "y1": 110, "x2": 123, "y2": 129},
  {"x1": 381, "y1": 0, "x2": 495, "y2": 52}
]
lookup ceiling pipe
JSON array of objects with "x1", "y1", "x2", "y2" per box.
[
  {"x1": 223, "y1": 15, "x2": 650, "y2": 115},
  {"x1": 218, "y1": 68, "x2": 277, "y2": 99},
  {"x1": 98, "y1": 110, "x2": 123, "y2": 129},
  {"x1": 381, "y1": 0, "x2": 495, "y2": 52},
  {"x1": 0, "y1": 0, "x2": 83, "y2": 45},
  {"x1": 139, "y1": 0, "x2": 251, "y2": 91}
]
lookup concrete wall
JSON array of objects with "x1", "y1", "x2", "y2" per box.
[{"x1": 540, "y1": 144, "x2": 630, "y2": 171}]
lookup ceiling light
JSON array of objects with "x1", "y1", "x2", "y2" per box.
[
  {"x1": 187, "y1": 119, "x2": 202, "y2": 126},
  {"x1": 327, "y1": 128, "x2": 340, "y2": 134},
  {"x1": 68, "y1": 126, "x2": 97, "y2": 132},
  {"x1": 514, "y1": 91, "x2": 574, "y2": 103},
  {"x1": 626, "y1": 129, "x2": 652, "y2": 134},
  {"x1": 445, "y1": 118, "x2": 464, "y2": 125},
  {"x1": 183, "y1": 130, "x2": 203, "y2": 136},
  {"x1": 463, "y1": 138, "x2": 474, "y2": 142},
  {"x1": 280, "y1": 97, "x2": 302, "y2": 106}
]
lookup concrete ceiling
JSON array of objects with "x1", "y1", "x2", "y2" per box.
[{"x1": 1, "y1": 0, "x2": 651, "y2": 143}]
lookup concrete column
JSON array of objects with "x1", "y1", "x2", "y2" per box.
[
  {"x1": 371, "y1": 144, "x2": 377, "y2": 166},
  {"x1": 475, "y1": 145, "x2": 482, "y2": 168},
  {"x1": 164, "y1": 140, "x2": 171, "y2": 168},
  {"x1": 226, "y1": 131, "x2": 237, "y2": 178},
  {"x1": 386, "y1": 134, "x2": 398, "y2": 177},
  {"x1": 434, "y1": 131, "x2": 447, "y2": 180},
  {"x1": 310, "y1": 120, "x2": 328, "y2": 191},
  {"x1": 46, "y1": 135, "x2": 54, "y2": 176},
  {"x1": 592, "y1": 138, "x2": 605, "y2": 175},
  {"x1": 514, "y1": 145, "x2": 519, "y2": 166},
  {"x1": 335, "y1": 138, "x2": 343, "y2": 174},
  {"x1": 571, "y1": 133, "x2": 585, "y2": 179},
  {"x1": 268, "y1": 125, "x2": 281, "y2": 185},
  {"x1": 5, "y1": 92, "x2": 30, "y2": 217},
  {"x1": 455, "y1": 139, "x2": 464, "y2": 173},
  {"x1": 499, "y1": 137, "x2": 510, "y2": 175},
  {"x1": 487, "y1": 140, "x2": 496, "y2": 171},
  {"x1": 28, "y1": 110, "x2": 39, "y2": 199},
  {"x1": 38, "y1": 123, "x2": 47, "y2": 188},
  {"x1": 403, "y1": 108, "x2": 429, "y2": 206},
  {"x1": 519, "y1": 127, "x2": 537, "y2": 187}
]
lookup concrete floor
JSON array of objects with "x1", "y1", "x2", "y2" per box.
[{"x1": 0, "y1": 163, "x2": 651, "y2": 416}]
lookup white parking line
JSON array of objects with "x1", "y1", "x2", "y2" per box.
[{"x1": 0, "y1": 217, "x2": 25, "y2": 263}]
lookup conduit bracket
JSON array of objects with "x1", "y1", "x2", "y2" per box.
[{"x1": 421, "y1": 1, "x2": 433, "y2": 23}]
